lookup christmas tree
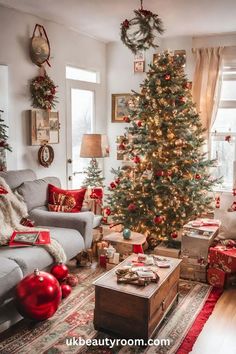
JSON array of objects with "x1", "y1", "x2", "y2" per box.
[
  {"x1": 107, "y1": 52, "x2": 219, "y2": 246},
  {"x1": 0, "y1": 110, "x2": 11, "y2": 152},
  {"x1": 82, "y1": 158, "x2": 105, "y2": 188}
]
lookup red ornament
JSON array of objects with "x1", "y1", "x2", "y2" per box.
[
  {"x1": 128, "y1": 203, "x2": 137, "y2": 212},
  {"x1": 156, "y1": 170, "x2": 164, "y2": 177},
  {"x1": 15, "y1": 269, "x2": 61, "y2": 321},
  {"x1": 122, "y1": 19, "x2": 130, "y2": 28},
  {"x1": 164, "y1": 74, "x2": 171, "y2": 81},
  {"x1": 136, "y1": 120, "x2": 142, "y2": 127},
  {"x1": 154, "y1": 215, "x2": 164, "y2": 224},
  {"x1": 104, "y1": 207, "x2": 111, "y2": 216},
  {"x1": 179, "y1": 96, "x2": 186, "y2": 104},
  {"x1": 66, "y1": 274, "x2": 79, "y2": 287},
  {"x1": 61, "y1": 284, "x2": 72, "y2": 298},
  {"x1": 119, "y1": 143, "x2": 126, "y2": 150},
  {"x1": 171, "y1": 232, "x2": 178, "y2": 239},
  {"x1": 50, "y1": 263, "x2": 68, "y2": 282},
  {"x1": 195, "y1": 174, "x2": 201, "y2": 180},
  {"x1": 123, "y1": 116, "x2": 130, "y2": 123},
  {"x1": 215, "y1": 196, "x2": 220, "y2": 208},
  {"x1": 110, "y1": 182, "x2": 116, "y2": 189},
  {"x1": 133, "y1": 156, "x2": 141, "y2": 164},
  {"x1": 183, "y1": 81, "x2": 192, "y2": 90},
  {"x1": 115, "y1": 178, "x2": 120, "y2": 185}
]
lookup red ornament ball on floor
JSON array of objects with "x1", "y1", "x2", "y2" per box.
[
  {"x1": 50, "y1": 263, "x2": 68, "y2": 282},
  {"x1": 15, "y1": 269, "x2": 61, "y2": 321},
  {"x1": 61, "y1": 284, "x2": 72, "y2": 298},
  {"x1": 66, "y1": 274, "x2": 79, "y2": 287}
]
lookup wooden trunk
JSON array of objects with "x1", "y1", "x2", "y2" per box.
[{"x1": 93, "y1": 254, "x2": 181, "y2": 340}]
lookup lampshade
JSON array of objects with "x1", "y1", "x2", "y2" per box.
[{"x1": 80, "y1": 134, "x2": 109, "y2": 158}]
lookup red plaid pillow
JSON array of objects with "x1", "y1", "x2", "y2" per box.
[{"x1": 48, "y1": 184, "x2": 86, "y2": 213}]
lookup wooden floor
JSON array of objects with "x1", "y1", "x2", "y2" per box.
[{"x1": 191, "y1": 288, "x2": 236, "y2": 354}]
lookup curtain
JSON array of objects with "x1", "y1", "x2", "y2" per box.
[{"x1": 192, "y1": 47, "x2": 224, "y2": 137}]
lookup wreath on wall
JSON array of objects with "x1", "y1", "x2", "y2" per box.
[
  {"x1": 120, "y1": 0, "x2": 164, "y2": 54},
  {"x1": 30, "y1": 72, "x2": 58, "y2": 110}
]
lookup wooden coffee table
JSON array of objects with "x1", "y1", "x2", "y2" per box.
[{"x1": 93, "y1": 254, "x2": 182, "y2": 340}]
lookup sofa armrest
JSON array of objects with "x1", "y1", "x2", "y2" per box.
[{"x1": 29, "y1": 208, "x2": 94, "y2": 248}]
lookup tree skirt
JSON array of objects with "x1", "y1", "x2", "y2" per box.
[{"x1": 0, "y1": 263, "x2": 221, "y2": 354}]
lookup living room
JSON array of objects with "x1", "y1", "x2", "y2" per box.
[{"x1": 0, "y1": 0, "x2": 236, "y2": 353}]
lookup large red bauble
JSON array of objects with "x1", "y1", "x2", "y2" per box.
[
  {"x1": 50, "y1": 263, "x2": 68, "y2": 282},
  {"x1": 15, "y1": 269, "x2": 61, "y2": 321},
  {"x1": 61, "y1": 284, "x2": 72, "y2": 298}
]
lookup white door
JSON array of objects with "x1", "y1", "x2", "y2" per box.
[{"x1": 66, "y1": 80, "x2": 96, "y2": 188}]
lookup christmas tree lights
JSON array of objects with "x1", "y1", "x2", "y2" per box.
[{"x1": 107, "y1": 52, "x2": 219, "y2": 247}]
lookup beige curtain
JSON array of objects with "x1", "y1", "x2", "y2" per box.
[{"x1": 192, "y1": 47, "x2": 224, "y2": 136}]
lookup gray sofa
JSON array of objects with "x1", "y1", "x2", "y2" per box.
[{"x1": 0, "y1": 169, "x2": 99, "y2": 332}]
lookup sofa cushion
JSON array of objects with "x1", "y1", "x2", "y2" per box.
[
  {"x1": 48, "y1": 184, "x2": 86, "y2": 213},
  {"x1": 0, "y1": 257, "x2": 23, "y2": 303},
  {"x1": 93, "y1": 215, "x2": 103, "y2": 229},
  {"x1": 0, "y1": 227, "x2": 84, "y2": 275},
  {"x1": 17, "y1": 177, "x2": 61, "y2": 211},
  {"x1": 0, "y1": 169, "x2": 36, "y2": 190}
]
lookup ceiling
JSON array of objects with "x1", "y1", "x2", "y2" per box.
[{"x1": 0, "y1": 0, "x2": 236, "y2": 42}]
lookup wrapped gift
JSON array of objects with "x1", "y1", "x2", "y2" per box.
[
  {"x1": 207, "y1": 267, "x2": 226, "y2": 288},
  {"x1": 208, "y1": 245, "x2": 236, "y2": 273},
  {"x1": 180, "y1": 256, "x2": 207, "y2": 282}
]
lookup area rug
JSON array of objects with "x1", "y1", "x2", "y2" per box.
[{"x1": 0, "y1": 262, "x2": 221, "y2": 354}]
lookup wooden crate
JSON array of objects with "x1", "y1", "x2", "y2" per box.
[
  {"x1": 180, "y1": 257, "x2": 207, "y2": 282},
  {"x1": 154, "y1": 243, "x2": 180, "y2": 258},
  {"x1": 93, "y1": 254, "x2": 182, "y2": 340}
]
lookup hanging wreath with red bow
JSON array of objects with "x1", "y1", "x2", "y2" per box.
[{"x1": 120, "y1": 0, "x2": 164, "y2": 54}]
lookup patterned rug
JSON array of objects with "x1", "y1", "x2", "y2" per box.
[{"x1": 0, "y1": 262, "x2": 215, "y2": 354}]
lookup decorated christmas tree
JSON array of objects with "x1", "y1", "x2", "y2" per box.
[
  {"x1": 107, "y1": 52, "x2": 219, "y2": 247},
  {"x1": 82, "y1": 159, "x2": 105, "y2": 188},
  {"x1": 0, "y1": 110, "x2": 11, "y2": 152}
]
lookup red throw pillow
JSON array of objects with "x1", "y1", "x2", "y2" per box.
[{"x1": 48, "y1": 184, "x2": 86, "y2": 213}]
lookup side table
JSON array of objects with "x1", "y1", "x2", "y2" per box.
[{"x1": 103, "y1": 231, "x2": 146, "y2": 256}]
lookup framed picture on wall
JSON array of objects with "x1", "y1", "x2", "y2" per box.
[
  {"x1": 30, "y1": 109, "x2": 60, "y2": 145},
  {"x1": 134, "y1": 60, "x2": 145, "y2": 73},
  {"x1": 111, "y1": 94, "x2": 131, "y2": 123}
]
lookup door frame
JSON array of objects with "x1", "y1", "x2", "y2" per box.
[{"x1": 66, "y1": 79, "x2": 97, "y2": 188}]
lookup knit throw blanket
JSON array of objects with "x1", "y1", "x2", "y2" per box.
[{"x1": 0, "y1": 177, "x2": 66, "y2": 264}]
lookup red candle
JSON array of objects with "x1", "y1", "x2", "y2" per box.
[{"x1": 99, "y1": 255, "x2": 106, "y2": 268}]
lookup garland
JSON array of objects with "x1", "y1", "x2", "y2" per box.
[
  {"x1": 30, "y1": 73, "x2": 57, "y2": 110},
  {"x1": 120, "y1": 1, "x2": 164, "y2": 54}
]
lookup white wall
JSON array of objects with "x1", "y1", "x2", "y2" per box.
[{"x1": 0, "y1": 5, "x2": 106, "y2": 186}]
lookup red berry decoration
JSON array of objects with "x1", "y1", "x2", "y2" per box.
[
  {"x1": 15, "y1": 269, "x2": 61, "y2": 321},
  {"x1": 110, "y1": 182, "x2": 116, "y2": 189},
  {"x1": 171, "y1": 232, "x2": 178, "y2": 239},
  {"x1": 164, "y1": 74, "x2": 171, "y2": 81},
  {"x1": 128, "y1": 203, "x2": 137, "y2": 212},
  {"x1": 179, "y1": 96, "x2": 186, "y2": 104},
  {"x1": 133, "y1": 156, "x2": 141, "y2": 164},
  {"x1": 156, "y1": 170, "x2": 164, "y2": 177},
  {"x1": 66, "y1": 274, "x2": 79, "y2": 287},
  {"x1": 154, "y1": 215, "x2": 164, "y2": 224},
  {"x1": 50, "y1": 263, "x2": 68, "y2": 282},
  {"x1": 122, "y1": 19, "x2": 130, "y2": 29},
  {"x1": 195, "y1": 174, "x2": 201, "y2": 180},
  {"x1": 61, "y1": 284, "x2": 72, "y2": 298},
  {"x1": 123, "y1": 116, "x2": 130, "y2": 123}
]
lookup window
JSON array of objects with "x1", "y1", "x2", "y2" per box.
[
  {"x1": 66, "y1": 66, "x2": 99, "y2": 83},
  {"x1": 211, "y1": 60, "x2": 236, "y2": 190}
]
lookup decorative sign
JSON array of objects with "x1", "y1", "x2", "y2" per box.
[{"x1": 30, "y1": 109, "x2": 59, "y2": 145}]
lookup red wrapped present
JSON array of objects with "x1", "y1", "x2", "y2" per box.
[
  {"x1": 208, "y1": 245, "x2": 236, "y2": 273},
  {"x1": 90, "y1": 188, "x2": 103, "y2": 200},
  {"x1": 207, "y1": 267, "x2": 226, "y2": 288}
]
